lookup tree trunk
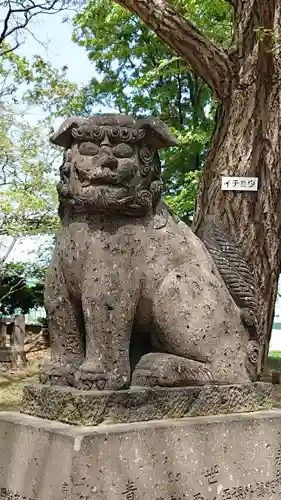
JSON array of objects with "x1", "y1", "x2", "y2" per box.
[
  {"x1": 194, "y1": 87, "x2": 281, "y2": 371},
  {"x1": 193, "y1": 1, "x2": 281, "y2": 371},
  {"x1": 114, "y1": 0, "x2": 281, "y2": 372}
]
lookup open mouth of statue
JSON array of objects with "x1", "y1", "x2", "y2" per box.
[
  {"x1": 76, "y1": 160, "x2": 137, "y2": 187},
  {"x1": 77, "y1": 167, "x2": 119, "y2": 186}
]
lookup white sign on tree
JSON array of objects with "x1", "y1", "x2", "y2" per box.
[{"x1": 221, "y1": 177, "x2": 259, "y2": 191}]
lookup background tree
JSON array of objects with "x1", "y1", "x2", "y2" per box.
[
  {"x1": 0, "y1": 1, "x2": 87, "y2": 320},
  {"x1": 0, "y1": 46, "x2": 83, "y2": 235},
  {"x1": 0, "y1": 262, "x2": 44, "y2": 315},
  {"x1": 0, "y1": 46, "x2": 71, "y2": 313},
  {"x1": 0, "y1": 116, "x2": 59, "y2": 235},
  {"x1": 72, "y1": 0, "x2": 230, "y2": 222},
  {"x1": 110, "y1": 0, "x2": 281, "y2": 370}
]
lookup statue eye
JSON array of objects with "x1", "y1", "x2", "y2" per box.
[
  {"x1": 92, "y1": 126, "x2": 104, "y2": 140},
  {"x1": 79, "y1": 142, "x2": 100, "y2": 156},
  {"x1": 120, "y1": 127, "x2": 130, "y2": 140},
  {"x1": 110, "y1": 127, "x2": 120, "y2": 139},
  {"x1": 113, "y1": 143, "x2": 134, "y2": 158}
]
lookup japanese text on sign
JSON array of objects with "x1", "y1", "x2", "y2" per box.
[{"x1": 221, "y1": 177, "x2": 258, "y2": 191}]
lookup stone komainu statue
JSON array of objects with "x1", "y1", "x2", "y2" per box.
[{"x1": 41, "y1": 114, "x2": 260, "y2": 391}]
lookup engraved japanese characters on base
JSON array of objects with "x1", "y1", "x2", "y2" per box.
[
  {"x1": 40, "y1": 113, "x2": 260, "y2": 392},
  {"x1": 2, "y1": 411, "x2": 281, "y2": 500}
]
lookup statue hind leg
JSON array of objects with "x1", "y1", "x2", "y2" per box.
[
  {"x1": 132, "y1": 352, "x2": 214, "y2": 387},
  {"x1": 132, "y1": 263, "x2": 251, "y2": 387}
]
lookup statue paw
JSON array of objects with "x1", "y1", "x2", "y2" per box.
[
  {"x1": 40, "y1": 362, "x2": 76, "y2": 387},
  {"x1": 74, "y1": 361, "x2": 130, "y2": 391},
  {"x1": 132, "y1": 353, "x2": 214, "y2": 387},
  {"x1": 74, "y1": 370, "x2": 107, "y2": 390}
]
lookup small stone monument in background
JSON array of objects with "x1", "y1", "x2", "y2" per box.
[
  {"x1": 12, "y1": 314, "x2": 27, "y2": 367},
  {"x1": 0, "y1": 321, "x2": 7, "y2": 348},
  {"x1": 0, "y1": 319, "x2": 17, "y2": 366},
  {"x1": 0, "y1": 115, "x2": 280, "y2": 500}
]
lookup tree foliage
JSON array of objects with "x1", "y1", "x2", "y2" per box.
[
  {"x1": 0, "y1": 4, "x2": 80, "y2": 314},
  {"x1": 0, "y1": 262, "x2": 45, "y2": 315},
  {"x1": 0, "y1": 0, "x2": 233, "y2": 232},
  {"x1": 71, "y1": 0, "x2": 230, "y2": 220},
  {"x1": 0, "y1": 48, "x2": 66, "y2": 235},
  {"x1": 0, "y1": 116, "x2": 59, "y2": 235},
  {"x1": 22, "y1": 55, "x2": 84, "y2": 117},
  {"x1": 0, "y1": 0, "x2": 232, "y2": 227}
]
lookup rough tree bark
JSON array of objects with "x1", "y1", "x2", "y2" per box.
[{"x1": 113, "y1": 0, "x2": 281, "y2": 372}]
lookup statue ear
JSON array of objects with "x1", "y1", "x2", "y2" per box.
[
  {"x1": 50, "y1": 117, "x2": 85, "y2": 149},
  {"x1": 136, "y1": 117, "x2": 178, "y2": 150}
]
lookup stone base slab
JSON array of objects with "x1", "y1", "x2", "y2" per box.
[
  {"x1": 21, "y1": 382, "x2": 272, "y2": 426},
  {"x1": 0, "y1": 347, "x2": 17, "y2": 363},
  {"x1": 1, "y1": 410, "x2": 281, "y2": 499}
]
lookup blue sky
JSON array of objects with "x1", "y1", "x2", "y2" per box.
[
  {"x1": 17, "y1": 11, "x2": 95, "y2": 86},
  {"x1": 14, "y1": 10, "x2": 116, "y2": 122}
]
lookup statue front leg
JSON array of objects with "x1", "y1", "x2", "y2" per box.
[
  {"x1": 76, "y1": 264, "x2": 141, "y2": 390},
  {"x1": 42, "y1": 258, "x2": 84, "y2": 387}
]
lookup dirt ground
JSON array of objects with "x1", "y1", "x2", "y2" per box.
[
  {"x1": 0, "y1": 358, "x2": 45, "y2": 411},
  {"x1": 273, "y1": 387, "x2": 281, "y2": 407},
  {"x1": 0, "y1": 334, "x2": 50, "y2": 411}
]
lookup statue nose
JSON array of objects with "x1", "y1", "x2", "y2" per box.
[{"x1": 100, "y1": 151, "x2": 118, "y2": 171}]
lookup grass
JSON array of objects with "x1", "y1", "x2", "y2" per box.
[
  {"x1": 0, "y1": 354, "x2": 47, "y2": 412},
  {"x1": 268, "y1": 351, "x2": 281, "y2": 359},
  {"x1": 267, "y1": 352, "x2": 281, "y2": 373}
]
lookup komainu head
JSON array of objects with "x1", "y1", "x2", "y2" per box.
[{"x1": 51, "y1": 114, "x2": 178, "y2": 217}]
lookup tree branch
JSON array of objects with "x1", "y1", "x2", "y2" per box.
[
  {"x1": 114, "y1": 0, "x2": 233, "y2": 102},
  {"x1": 230, "y1": 0, "x2": 275, "y2": 63},
  {"x1": 0, "y1": 278, "x2": 26, "y2": 305},
  {"x1": 0, "y1": 0, "x2": 72, "y2": 55},
  {"x1": 0, "y1": 41, "x2": 20, "y2": 56},
  {"x1": 0, "y1": 237, "x2": 18, "y2": 271}
]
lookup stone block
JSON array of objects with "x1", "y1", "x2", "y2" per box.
[
  {"x1": 1, "y1": 410, "x2": 281, "y2": 499},
  {"x1": 0, "y1": 347, "x2": 17, "y2": 363},
  {"x1": 21, "y1": 382, "x2": 272, "y2": 426}
]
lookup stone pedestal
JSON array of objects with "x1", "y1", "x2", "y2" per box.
[
  {"x1": 21, "y1": 382, "x2": 272, "y2": 425},
  {"x1": 1, "y1": 410, "x2": 281, "y2": 500}
]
